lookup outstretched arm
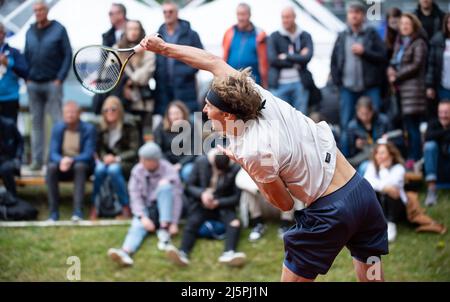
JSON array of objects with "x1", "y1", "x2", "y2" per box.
[{"x1": 140, "y1": 34, "x2": 237, "y2": 78}]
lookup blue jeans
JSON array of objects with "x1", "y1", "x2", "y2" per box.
[
  {"x1": 424, "y1": 141, "x2": 438, "y2": 182},
  {"x1": 122, "y1": 184, "x2": 174, "y2": 254},
  {"x1": 403, "y1": 115, "x2": 422, "y2": 161},
  {"x1": 424, "y1": 141, "x2": 450, "y2": 184},
  {"x1": 438, "y1": 86, "x2": 450, "y2": 101},
  {"x1": 27, "y1": 81, "x2": 62, "y2": 165},
  {"x1": 339, "y1": 87, "x2": 382, "y2": 156},
  {"x1": 92, "y1": 162, "x2": 129, "y2": 206},
  {"x1": 272, "y1": 81, "x2": 310, "y2": 114},
  {"x1": 180, "y1": 162, "x2": 194, "y2": 183}
]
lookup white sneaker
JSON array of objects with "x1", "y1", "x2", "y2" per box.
[
  {"x1": 166, "y1": 245, "x2": 189, "y2": 266},
  {"x1": 218, "y1": 250, "x2": 246, "y2": 267},
  {"x1": 107, "y1": 248, "x2": 134, "y2": 266},
  {"x1": 249, "y1": 223, "x2": 266, "y2": 242},
  {"x1": 387, "y1": 222, "x2": 397, "y2": 243},
  {"x1": 71, "y1": 215, "x2": 82, "y2": 222},
  {"x1": 156, "y1": 229, "x2": 171, "y2": 251}
]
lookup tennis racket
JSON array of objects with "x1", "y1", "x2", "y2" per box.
[{"x1": 73, "y1": 34, "x2": 161, "y2": 94}]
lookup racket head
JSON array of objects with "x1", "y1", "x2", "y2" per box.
[{"x1": 73, "y1": 45, "x2": 127, "y2": 94}]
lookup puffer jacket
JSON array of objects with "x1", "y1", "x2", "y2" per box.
[{"x1": 392, "y1": 33, "x2": 428, "y2": 116}]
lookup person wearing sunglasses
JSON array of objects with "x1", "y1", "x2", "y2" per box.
[{"x1": 90, "y1": 96, "x2": 140, "y2": 220}]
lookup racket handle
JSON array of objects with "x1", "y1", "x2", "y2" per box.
[
  {"x1": 134, "y1": 34, "x2": 163, "y2": 52},
  {"x1": 133, "y1": 44, "x2": 144, "y2": 52}
]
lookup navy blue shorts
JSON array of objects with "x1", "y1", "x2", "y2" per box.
[{"x1": 283, "y1": 173, "x2": 388, "y2": 279}]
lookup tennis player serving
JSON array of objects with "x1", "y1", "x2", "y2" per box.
[{"x1": 140, "y1": 34, "x2": 388, "y2": 282}]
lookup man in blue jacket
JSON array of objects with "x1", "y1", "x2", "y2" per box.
[
  {"x1": 0, "y1": 22, "x2": 28, "y2": 123},
  {"x1": 25, "y1": 0, "x2": 72, "y2": 171},
  {"x1": 47, "y1": 101, "x2": 96, "y2": 221},
  {"x1": 0, "y1": 116, "x2": 24, "y2": 197},
  {"x1": 155, "y1": 1, "x2": 203, "y2": 115}
]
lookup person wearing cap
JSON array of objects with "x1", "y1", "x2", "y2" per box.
[
  {"x1": 140, "y1": 28, "x2": 388, "y2": 281},
  {"x1": 107, "y1": 141, "x2": 183, "y2": 267},
  {"x1": 330, "y1": 1, "x2": 387, "y2": 157}
]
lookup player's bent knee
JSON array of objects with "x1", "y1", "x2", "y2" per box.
[{"x1": 281, "y1": 265, "x2": 315, "y2": 282}]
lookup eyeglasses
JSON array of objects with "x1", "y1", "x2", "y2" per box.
[
  {"x1": 102, "y1": 107, "x2": 118, "y2": 113},
  {"x1": 163, "y1": 10, "x2": 175, "y2": 15},
  {"x1": 109, "y1": 11, "x2": 120, "y2": 16}
]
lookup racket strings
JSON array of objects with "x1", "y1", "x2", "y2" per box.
[{"x1": 74, "y1": 47, "x2": 123, "y2": 93}]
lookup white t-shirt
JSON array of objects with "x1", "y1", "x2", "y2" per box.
[
  {"x1": 228, "y1": 82, "x2": 337, "y2": 205},
  {"x1": 363, "y1": 162, "x2": 407, "y2": 204}
]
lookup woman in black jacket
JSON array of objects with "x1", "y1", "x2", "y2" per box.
[
  {"x1": 426, "y1": 13, "x2": 450, "y2": 102},
  {"x1": 165, "y1": 148, "x2": 246, "y2": 267}
]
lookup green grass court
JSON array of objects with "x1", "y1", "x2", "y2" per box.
[{"x1": 0, "y1": 185, "x2": 449, "y2": 281}]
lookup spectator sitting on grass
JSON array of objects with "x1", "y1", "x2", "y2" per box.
[
  {"x1": 107, "y1": 142, "x2": 183, "y2": 267},
  {"x1": 423, "y1": 100, "x2": 450, "y2": 206},
  {"x1": 90, "y1": 96, "x2": 140, "y2": 220},
  {"x1": 364, "y1": 143, "x2": 407, "y2": 243},
  {"x1": 47, "y1": 101, "x2": 96, "y2": 222},
  {"x1": 346, "y1": 96, "x2": 391, "y2": 174},
  {"x1": 235, "y1": 167, "x2": 299, "y2": 242},
  {"x1": 165, "y1": 148, "x2": 245, "y2": 267}
]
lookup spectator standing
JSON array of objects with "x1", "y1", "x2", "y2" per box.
[
  {"x1": 388, "y1": 13, "x2": 428, "y2": 164},
  {"x1": 426, "y1": 13, "x2": 450, "y2": 102},
  {"x1": 25, "y1": 0, "x2": 72, "y2": 171},
  {"x1": 0, "y1": 22, "x2": 28, "y2": 123},
  {"x1": 385, "y1": 8, "x2": 403, "y2": 69},
  {"x1": 268, "y1": 7, "x2": 313, "y2": 114},
  {"x1": 413, "y1": 0, "x2": 445, "y2": 42},
  {"x1": 330, "y1": 2, "x2": 387, "y2": 156},
  {"x1": 115, "y1": 20, "x2": 156, "y2": 137},
  {"x1": 47, "y1": 102, "x2": 96, "y2": 221},
  {"x1": 423, "y1": 100, "x2": 450, "y2": 206},
  {"x1": 155, "y1": 0, "x2": 203, "y2": 115},
  {"x1": 107, "y1": 142, "x2": 183, "y2": 266},
  {"x1": 223, "y1": 3, "x2": 268, "y2": 88},
  {"x1": 102, "y1": 3, "x2": 127, "y2": 47},
  {"x1": 90, "y1": 96, "x2": 140, "y2": 220},
  {"x1": 92, "y1": 3, "x2": 128, "y2": 114}
]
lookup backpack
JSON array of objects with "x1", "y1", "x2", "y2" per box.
[
  {"x1": 197, "y1": 220, "x2": 226, "y2": 240},
  {"x1": 0, "y1": 188, "x2": 38, "y2": 221},
  {"x1": 94, "y1": 176, "x2": 122, "y2": 218}
]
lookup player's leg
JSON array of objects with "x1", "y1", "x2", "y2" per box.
[
  {"x1": 346, "y1": 176, "x2": 388, "y2": 282},
  {"x1": 352, "y1": 257, "x2": 384, "y2": 282},
  {"x1": 281, "y1": 264, "x2": 314, "y2": 282}
]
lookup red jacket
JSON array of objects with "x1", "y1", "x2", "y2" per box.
[{"x1": 222, "y1": 25, "x2": 269, "y2": 88}]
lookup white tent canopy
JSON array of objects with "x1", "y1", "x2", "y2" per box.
[
  {"x1": 7, "y1": 0, "x2": 344, "y2": 88},
  {"x1": 294, "y1": 0, "x2": 345, "y2": 33},
  {"x1": 8, "y1": 0, "x2": 163, "y2": 51}
]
